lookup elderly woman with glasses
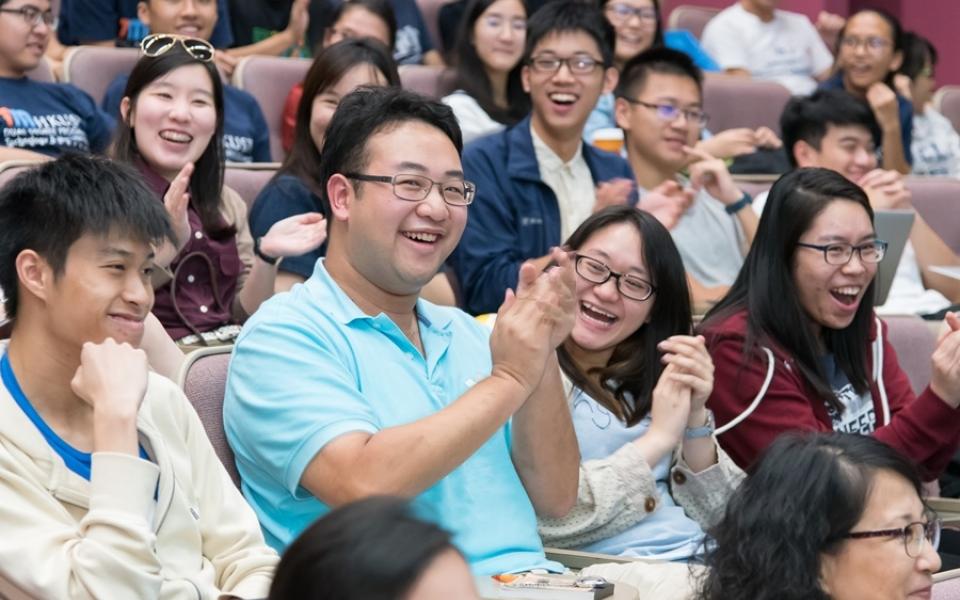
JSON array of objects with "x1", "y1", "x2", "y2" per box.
[
  {"x1": 697, "y1": 432, "x2": 942, "y2": 600},
  {"x1": 112, "y1": 34, "x2": 327, "y2": 346},
  {"x1": 531, "y1": 205, "x2": 742, "y2": 598},
  {"x1": 699, "y1": 168, "x2": 960, "y2": 476}
]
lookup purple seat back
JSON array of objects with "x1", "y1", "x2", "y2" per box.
[
  {"x1": 933, "y1": 86, "x2": 960, "y2": 136},
  {"x1": 906, "y1": 177, "x2": 960, "y2": 254},
  {"x1": 225, "y1": 166, "x2": 279, "y2": 214},
  {"x1": 176, "y1": 346, "x2": 240, "y2": 488},
  {"x1": 666, "y1": 5, "x2": 720, "y2": 39},
  {"x1": 703, "y1": 77, "x2": 791, "y2": 135},
  {"x1": 232, "y1": 56, "x2": 312, "y2": 163},
  {"x1": 398, "y1": 65, "x2": 457, "y2": 100},
  {"x1": 62, "y1": 46, "x2": 140, "y2": 105}
]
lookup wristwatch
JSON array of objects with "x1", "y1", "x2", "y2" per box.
[
  {"x1": 724, "y1": 192, "x2": 753, "y2": 215},
  {"x1": 684, "y1": 409, "x2": 716, "y2": 439},
  {"x1": 254, "y1": 237, "x2": 279, "y2": 265}
]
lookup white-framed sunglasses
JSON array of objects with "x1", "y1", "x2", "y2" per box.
[{"x1": 140, "y1": 33, "x2": 215, "y2": 62}]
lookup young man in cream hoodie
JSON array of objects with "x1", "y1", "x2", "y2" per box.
[{"x1": 0, "y1": 154, "x2": 277, "y2": 599}]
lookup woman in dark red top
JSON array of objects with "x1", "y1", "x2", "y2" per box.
[
  {"x1": 699, "y1": 168, "x2": 960, "y2": 478},
  {"x1": 112, "y1": 35, "x2": 327, "y2": 344}
]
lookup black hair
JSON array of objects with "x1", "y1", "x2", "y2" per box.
[
  {"x1": 523, "y1": 1, "x2": 614, "y2": 67},
  {"x1": 696, "y1": 432, "x2": 924, "y2": 600},
  {"x1": 780, "y1": 89, "x2": 882, "y2": 168},
  {"x1": 558, "y1": 206, "x2": 692, "y2": 426},
  {"x1": 281, "y1": 38, "x2": 400, "y2": 203},
  {"x1": 112, "y1": 44, "x2": 229, "y2": 239},
  {"x1": 700, "y1": 168, "x2": 875, "y2": 415},
  {"x1": 325, "y1": 0, "x2": 398, "y2": 49},
  {"x1": 898, "y1": 31, "x2": 938, "y2": 80},
  {"x1": 598, "y1": 0, "x2": 663, "y2": 57},
  {"x1": 837, "y1": 8, "x2": 904, "y2": 88},
  {"x1": 0, "y1": 154, "x2": 174, "y2": 318},
  {"x1": 268, "y1": 496, "x2": 461, "y2": 600},
  {"x1": 450, "y1": 0, "x2": 530, "y2": 127},
  {"x1": 318, "y1": 86, "x2": 462, "y2": 212},
  {"x1": 615, "y1": 46, "x2": 702, "y2": 100}
]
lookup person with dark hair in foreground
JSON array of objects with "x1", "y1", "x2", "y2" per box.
[
  {"x1": 697, "y1": 433, "x2": 940, "y2": 600},
  {"x1": 0, "y1": 154, "x2": 278, "y2": 598},
  {"x1": 700, "y1": 168, "x2": 960, "y2": 475},
  {"x1": 225, "y1": 86, "x2": 582, "y2": 574},
  {"x1": 269, "y1": 496, "x2": 478, "y2": 600}
]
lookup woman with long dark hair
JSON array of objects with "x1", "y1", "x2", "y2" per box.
[
  {"x1": 113, "y1": 35, "x2": 327, "y2": 344},
  {"x1": 535, "y1": 207, "x2": 740, "y2": 597},
  {"x1": 697, "y1": 433, "x2": 941, "y2": 600},
  {"x1": 251, "y1": 38, "x2": 400, "y2": 292},
  {"x1": 699, "y1": 167, "x2": 960, "y2": 474},
  {"x1": 441, "y1": 0, "x2": 529, "y2": 145}
]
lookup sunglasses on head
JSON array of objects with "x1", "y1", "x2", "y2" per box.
[{"x1": 140, "y1": 33, "x2": 215, "y2": 62}]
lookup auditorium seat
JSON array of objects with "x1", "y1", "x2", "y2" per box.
[
  {"x1": 176, "y1": 346, "x2": 240, "y2": 488},
  {"x1": 232, "y1": 56, "x2": 312, "y2": 162},
  {"x1": 906, "y1": 177, "x2": 960, "y2": 254},
  {"x1": 399, "y1": 65, "x2": 457, "y2": 100},
  {"x1": 703, "y1": 77, "x2": 791, "y2": 134},
  {"x1": 883, "y1": 315, "x2": 935, "y2": 394},
  {"x1": 933, "y1": 86, "x2": 960, "y2": 136},
  {"x1": 61, "y1": 46, "x2": 140, "y2": 105},
  {"x1": 666, "y1": 5, "x2": 719, "y2": 39},
  {"x1": 934, "y1": 569, "x2": 960, "y2": 600},
  {"x1": 224, "y1": 164, "x2": 280, "y2": 213}
]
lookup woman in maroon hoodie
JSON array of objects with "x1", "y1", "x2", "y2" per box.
[{"x1": 699, "y1": 167, "x2": 960, "y2": 478}]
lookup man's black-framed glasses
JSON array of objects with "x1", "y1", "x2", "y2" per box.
[
  {"x1": 528, "y1": 54, "x2": 604, "y2": 75},
  {"x1": 796, "y1": 240, "x2": 888, "y2": 265},
  {"x1": 575, "y1": 254, "x2": 655, "y2": 301},
  {"x1": 345, "y1": 173, "x2": 476, "y2": 206}
]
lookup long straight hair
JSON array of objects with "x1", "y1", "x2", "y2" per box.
[
  {"x1": 112, "y1": 46, "x2": 228, "y2": 238},
  {"x1": 558, "y1": 206, "x2": 692, "y2": 426},
  {"x1": 700, "y1": 168, "x2": 876, "y2": 413},
  {"x1": 450, "y1": 0, "x2": 530, "y2": 126},
  {"x1": 281, "y1": 38, "x2": 400, "y2": 202}
]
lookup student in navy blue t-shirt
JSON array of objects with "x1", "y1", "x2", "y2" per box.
[
  {"x1": 390, "y1": 0, "x2": 444, "y2": 65},
  {"x1": 57, "y1": 0, "x2": 234, "y2": 47},
  {"x1": 0, "y1": 0, "x2": 114, "y2": 160},
  {"x1": 96, "y1": 0, "x2": 272, "y2": 162}
]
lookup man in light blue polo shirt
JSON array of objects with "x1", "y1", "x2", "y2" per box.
[{"x1": 224, "y1": 86, "x2": 581, "y2": 576}]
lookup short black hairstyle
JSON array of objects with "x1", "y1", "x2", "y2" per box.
[
  {"x1": 615, "y1": 46, "x2": 702, "y2": 100},
  {"x1": 780, "y1": 89, "x2": 882, "y2": 168},
  {"x1": 898, "y1": 31, "x2": 938, "y2": 80},
  {"x1": 317, "y1": 86, "x2": 462, "y2": 210},
  {"x1": 523, "y1": 1, "x2": 614, "y2": 67},
  {"x1": 268, "y1": 496, "x2": 461, "y2": 600},
  {"x1": 0, "y1": 154, "x2": 173, "y2": 319}
]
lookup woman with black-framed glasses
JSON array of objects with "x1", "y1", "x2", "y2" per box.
[
  {"x1": 697, "y1": 432, "x2": 941, "y2": 600},
  {"x1": 699, "y1": 167, "x2": 960, "y2": 478},
  {"x1": 534, "y1": 206, "x2": 742, "y2": 594}
]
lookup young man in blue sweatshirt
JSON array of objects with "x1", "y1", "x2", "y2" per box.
[{"x1": 450, "y1": 1, "x2": 634, "y2": 315}]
